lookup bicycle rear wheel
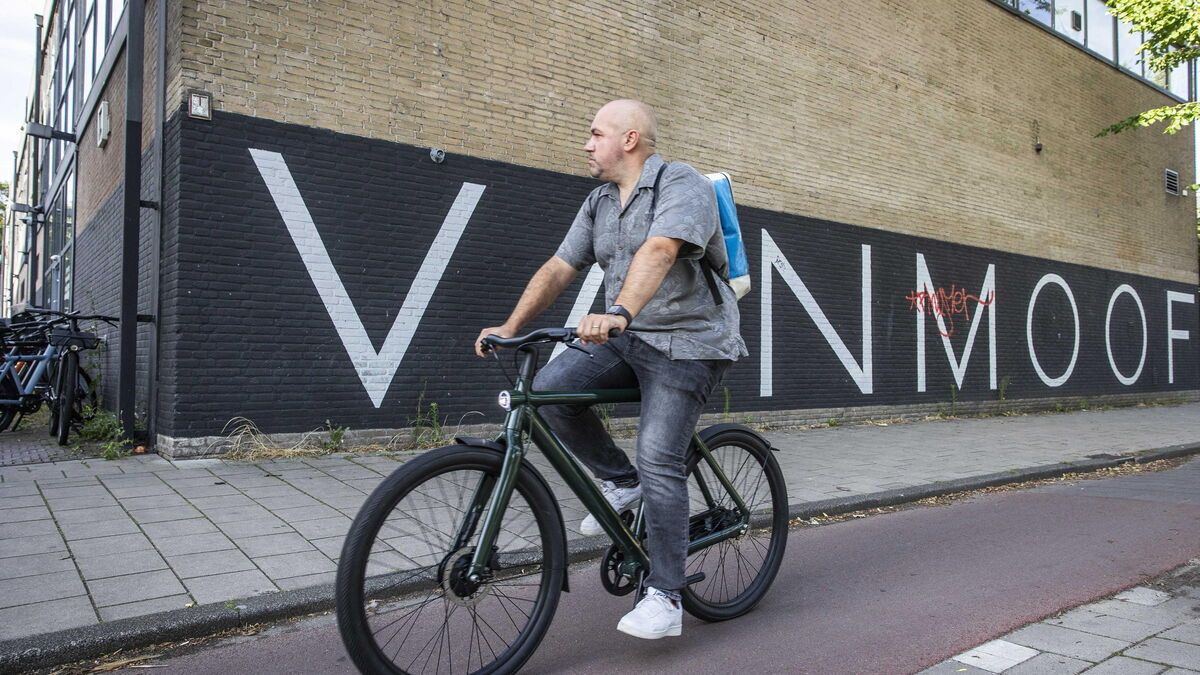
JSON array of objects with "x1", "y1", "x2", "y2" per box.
[
  {"x1": 0, "y1": 378, "x2": 17, "y2": 432},
  {"x1": 682, "y1": 427, "x2": 788, "y2": 622},
  {"x1": 336, "y1": 445, "x2": 565, "y2": 675}
]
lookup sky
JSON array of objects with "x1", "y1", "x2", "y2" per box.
[{"x1": 0, "y1": 0, "x2": 49, "y2": 199}]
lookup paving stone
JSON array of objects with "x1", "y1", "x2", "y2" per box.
[
  {"x1": 239, "y1": 484, "x2": 301, "y2": 499},
  {"x1": 121, "y1": 493, "x2": 192, "y2": 511},
  {"x1": 919, "y1": 661, "x2": 992, "y2": 674},
  {"x1": 0, "y1": 551, "x2": 77, "y2": 580},
  {"x1": 1082, "y1": 656, "x2": 1170, "y2": 675},
  {"x1": 60, "y1": 518, "x2": 140, "y2": 541},
  {"x1": 216, "y1": 517, "x2": 295, "y2": 539},
  {"x1": 107, "y1": 483, "x2": 179, "y2": 499},
  {"x1": 130, "y1": 505, "x2": 204, "y2": 523},
  {"x1": 0, "y1": 495, "x2": 46, "y2": 509},
  {"x1": 153, "y1": 532, "x2": 237, "y2": 556},
  {"x1": 310, "y1": 535, "x2": 345, "y2": 559},
  {"x1": 184, "y1": 569, "x2": 278, "y2": 604},
  {"x1": 275, "y1": 571, "x2": 335, "y2": 591},
  {"x1": 0, "y1": 530, "x2": 68, "y2": 558},
  {"x1": 291, "y1": 516, "x2": 352, "y2": 540},
  {"x1": 0, "y1": 596, "x2": 97, "y2": 640},
  {"x1": 1160, "y1": 621, "x2": 1200, "y2": 646},
  {"x1": 1116, "y1": 587, "x2": 1174, "y2": 606},
  {"x1": 272, "y1": 504, "x2": 343, "y2": 523},
  {"x1": 173, "y1": 483, "x2": 241, "y2": 499},
  {"x1": 75, "y1": 548, "x2": 169, "y2": 580},
  {"x1": 1006, "y1": 652, "x2": 1092, "y2": 674},
  {"x1": 187, "y1": 494, "x2": 258, "y2": 511},
  {"x1": 141, "y1": 518, "x2": 220, "y2": 539},
  {"x1": 1, "y1": 505, "x2": 53, "y2": 522},
  {"x1": 0, "y1": 569, "x2": 87, "y2": 609},
  {"x1": 1047, "y1": 608, "x2": 1170, "y2": 643},
  {"x1": 1161, "y1": 668, "x2": 1200, "y2": 675},
  {"x1": 252, "y1": 550, "x2": 336, "y2": 580},
  {"x1": 0, "y1": 518, "x2": 59, "y2": 539},
  {"x1": 234, "y1": 532, "x2": 315, "y2": 558},
  {"x1": 96, "y1": 593, "x2": 194, "y2": 619},
  {"x1": 54, "y1": 506, "x2": 127, "y2": 524},
  {"x1": 1007, "y1": 624, "x2": 1131, "y2": 662},
  {"x1": 252, "y1": 493, "x2": 324, "y2": 510},
  {"x1": 45, "y1": 493, "x2": 119, "y2": 511},
  {"x1": 953, "y1": 639, "x2": 1041, "y2": 672},
  {"x1": 203, "y1": 504, "x2": 275, "y2": 524},
  {"x1": 1124, "y1": 638, "x2": 1200, "y2": 670},
  {"x1": 39, "y1": 485, "x2": 109, "y2": 500},
  {"x1": 0, "y1": 484, "x2": 40, "y2": 498},
  {"x1": 166, "y1": 549, "x2": 257, "y2": 579},
  {"x1": 67, "y1": 532, "x2": 154, "y2": 558},
  {"x1": 87, "y1": 569, "x2": 187, "y2": 607}
]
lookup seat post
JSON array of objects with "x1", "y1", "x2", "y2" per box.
[{"x1": 515, "y1": 346, "x2": 539, "y2": 385}]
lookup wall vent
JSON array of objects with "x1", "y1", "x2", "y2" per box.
[{"x1": 1165, "y1": 169, "x2": 1180, "y2": 195}]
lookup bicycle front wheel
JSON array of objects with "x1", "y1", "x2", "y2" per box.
[
  {"x1": 336, "y1": 445, "x2": 565, "y2": 675},
  {"x1": 682, "y1": 427, "x2": 788, "y2": 622},
  {"x1": 56, "y1": 351, "x2": 78, "y2": 446}
]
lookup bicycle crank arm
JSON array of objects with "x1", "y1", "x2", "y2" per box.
[{"x1": 684, "y1": 572, "x2": 706, "y2": 586}]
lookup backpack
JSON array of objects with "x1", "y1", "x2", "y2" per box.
[{"x1": 647, "y1": 163, "x2": 751, "y2": 304}]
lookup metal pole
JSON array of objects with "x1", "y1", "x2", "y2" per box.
[
  {"x1": 28, "y1": 14, "x2": 43, "y2": 309},
  {"x1": 120, "y1": 0, "x2": 146, "y2": 438}
]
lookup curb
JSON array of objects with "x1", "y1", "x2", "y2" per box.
[{"x1": 2, "y1": 442, "x2": 1198, "y2": 673}]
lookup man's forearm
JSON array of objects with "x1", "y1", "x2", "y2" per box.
[
  {"x1": 504, "y1": 256, "x2": 578, "y2": 330},
  {"x1": 614, "y1": 237, "x2": 681, "y2": 318}
]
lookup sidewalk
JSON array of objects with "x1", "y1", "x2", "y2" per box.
[
  {"x1": 1, "y1": 403, "x2": 1198, "y2": 669},
  {"x1": 923, "y1": 563, "x2": 1200, "y2": 674}
]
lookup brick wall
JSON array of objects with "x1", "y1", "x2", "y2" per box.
[
  {"x1": 160, "y1": 110, "x2": 1198, "y2": 448},
  {"x1": 173, "y1": 0, "x2": 1197, "y2": 284}
]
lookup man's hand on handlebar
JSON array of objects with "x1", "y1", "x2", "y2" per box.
[
  {"x1": 576, "y1": 312, "x2": 627, "y2": 346},
  {"x1": 474, "y1": 324, "x2": 518, "y2": 358}
]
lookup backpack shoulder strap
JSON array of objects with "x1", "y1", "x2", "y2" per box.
[{"x1": 650, "y1": 162, "x2": 724, "y2": 306}]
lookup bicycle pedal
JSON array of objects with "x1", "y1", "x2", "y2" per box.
[{"x1": 684, "y1": 572, "x2": 706, "y2": 586}]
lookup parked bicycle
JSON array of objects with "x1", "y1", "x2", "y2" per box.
[
  {"x1": 0, "y1": 308, "x2": 117, "y2": 444},
  {"x1": 335, "y1": 327, "x2": 788, "y2": 674}
]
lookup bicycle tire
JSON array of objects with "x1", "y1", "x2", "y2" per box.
[
  {"x1": 336, "y1": 445, "x2": 566, "y2": 675},
  {"x1": 56, "y1": 351, "x2": 78, "y2": 446},
  {"x1": 0, "y1": 378, "x2": 16, "y2": 432},
  {"x1": 681, "y1": 427, "x2": 788, "y2": 622},
  {"x1": 47, "y1": 359, "x2": 60, "y2": 437}
]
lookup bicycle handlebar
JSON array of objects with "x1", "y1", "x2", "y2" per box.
[
  {"x1": 22, "y1": 307, "x2": 119, "y2": 324},
  {"x1": 479, "y1": 326, "x2": 621, "y2": 353}
]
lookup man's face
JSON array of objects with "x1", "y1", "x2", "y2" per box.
[{"x1": 584, "y1": 109, "x2": 626, "y2": 180}]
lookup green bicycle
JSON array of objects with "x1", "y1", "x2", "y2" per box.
[{"x1": 335, "y1": 327, "x2": 789, "y2": 675}]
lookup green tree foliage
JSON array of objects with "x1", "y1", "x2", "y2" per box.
[
  {"x1": 1097, "y1": 0, "x2": 1200, "y2": 136},
  {"x1": 0, "y1": 180, "x2": 8, "y2": 231}
]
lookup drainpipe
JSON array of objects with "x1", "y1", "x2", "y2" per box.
[
  {"x1": 28, "y1": 14, "x2": 43, "y2": 309},
  {"x1": 120, "y1": 0, "x2": 147, "y2": 438},
  {"x1": 146, "y1": 0, "x2": 167, "y2": 443},
  {"x1": 7, "y1": 151, "x2": 15, "y2": 314}
]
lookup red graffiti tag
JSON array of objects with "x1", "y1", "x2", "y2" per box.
[{"x1": 906, "y1": 286, "x2": 996, "y2": 338}]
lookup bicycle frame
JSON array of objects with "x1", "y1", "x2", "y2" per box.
[
  {"x1": 0, "y1": 342, "x2": 59, "y2": 405},
  {"x1": 464, "y1": 345, "x2": 751, "y2": 584}
]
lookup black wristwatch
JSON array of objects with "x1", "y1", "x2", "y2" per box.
[{"x1": 606, "y1": 305, "x2": 632, "y2": 326}]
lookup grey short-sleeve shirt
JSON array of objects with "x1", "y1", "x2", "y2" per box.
[{"x1": 555, "y1": 154, "x2": 748, "y2": 361}]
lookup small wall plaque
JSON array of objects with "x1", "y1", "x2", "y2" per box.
[{"x1": 188, "y1": 91, "x2": 212, "y2": 120}]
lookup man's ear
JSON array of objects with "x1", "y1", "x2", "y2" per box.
[{"x1": 623, "y1": 129, "x2": 640, "y2": 152}]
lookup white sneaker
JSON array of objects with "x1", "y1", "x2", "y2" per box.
[
  {"x1": 617, "y1": 587, "x2": 682, "y2": 639},
  {"x1": 580, "y1": 481, "x2": 642, "y2": 536}
]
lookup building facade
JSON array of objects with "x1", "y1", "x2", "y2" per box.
[{"x1": 4, "y1": 0, "x2": 1198, "y2": 456}]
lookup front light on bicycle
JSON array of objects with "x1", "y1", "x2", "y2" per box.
[{"x1": 498, "y1": 390, "x2": 511, "y2": 410}]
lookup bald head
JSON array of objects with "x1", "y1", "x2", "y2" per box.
[{"x1": 595, "y1": 99, "x2": 658, "y2": 153}]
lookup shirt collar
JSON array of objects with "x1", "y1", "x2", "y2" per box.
[{"x1": 599, "y1": 153, "x2": 665, "y2": 201}]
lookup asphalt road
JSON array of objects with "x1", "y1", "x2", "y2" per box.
[{"x1": 117, "y1": 458, "x2": 1200, "y2": 674}]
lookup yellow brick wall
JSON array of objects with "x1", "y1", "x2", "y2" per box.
[{"x1": 175, "y1": 0, "x2": 1198, "y2": 284}]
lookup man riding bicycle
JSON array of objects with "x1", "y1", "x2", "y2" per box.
[{"x1": 474, "y1": 98, "x2": 747, "y2": 640}]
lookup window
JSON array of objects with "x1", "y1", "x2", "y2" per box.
[
  {"x1": 1117, "y1": 20, "x2": 1144, "y2": 74},
  {"x1": 1085, "y1": 0, "x2": 1114, "y2": 60},
  {"x1": 1054, "y1": 0, "x2": 1085, "y2": 45},
  {"x1": 1020, "y1": 0, "x2": 1052, "y2": 26},
  {"x1": 1169, "y1": 58, "x2": 1190, "y2": 99}
]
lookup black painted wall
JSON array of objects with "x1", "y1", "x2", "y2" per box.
[{"x1": 160, "y1": 111, "x2": 1199, "y2": 439}]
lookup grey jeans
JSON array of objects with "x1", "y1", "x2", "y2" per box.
[{"x1": 533, "y1": 332, "x2": 730, "y2": 592}]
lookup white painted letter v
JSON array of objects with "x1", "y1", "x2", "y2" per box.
[{"x1": 250, "y1": 149, "x2": 486, "y2": 408}]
